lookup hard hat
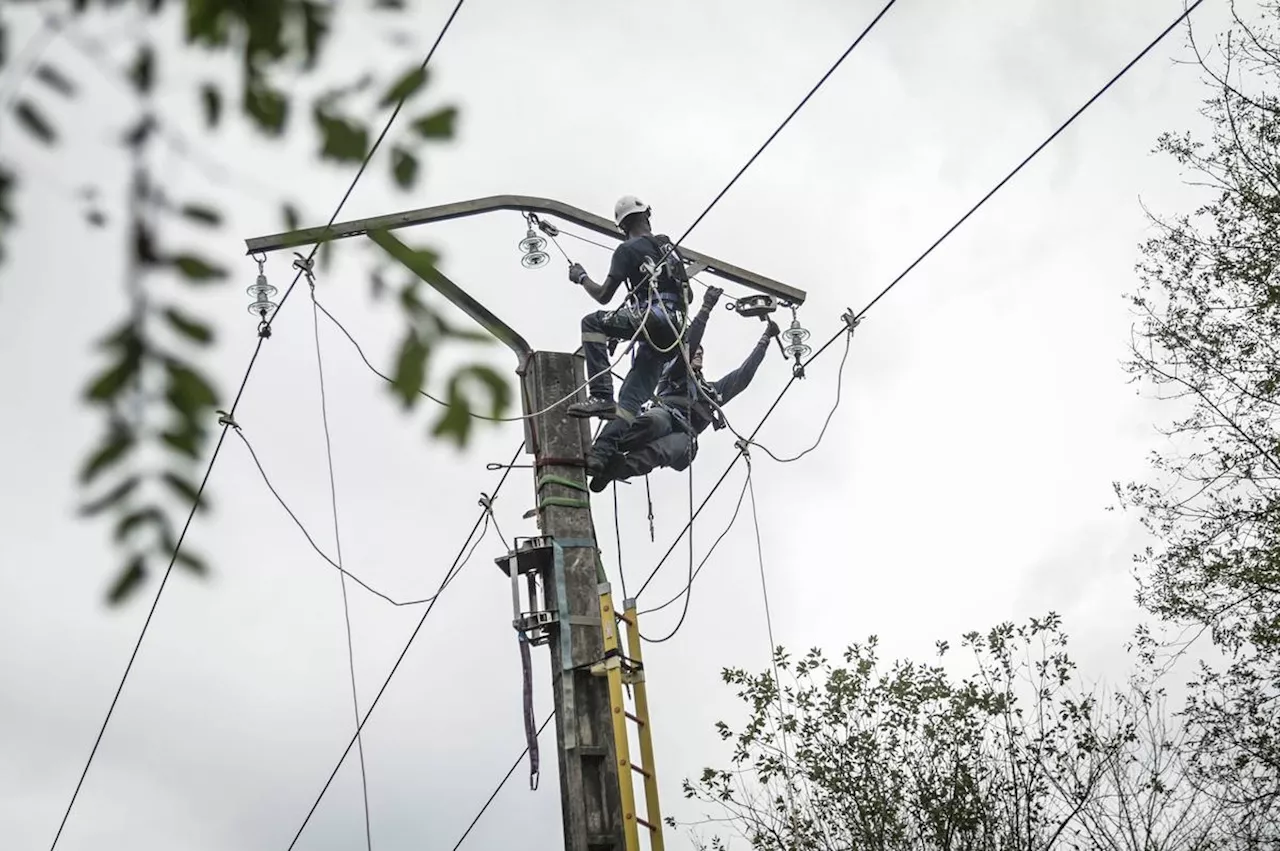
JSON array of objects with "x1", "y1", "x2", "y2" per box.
[{"x1": 613, "y1": 195, "x2": 651, "y2": 228}]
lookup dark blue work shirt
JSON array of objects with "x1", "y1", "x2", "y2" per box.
[
  {"x1": 608, "y1": 234, "x2": 687, "y2": 307},
  {"x1": 655, "y1": 298, "x2": 769, "y2": 435}
]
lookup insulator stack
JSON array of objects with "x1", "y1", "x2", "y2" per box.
[
  {"x1": 781, "y1": 315, "x2": 811, "y2": 362},
  {"x1": 246, "y1": 257, "x2": 277, "y2": 321},
  {"x1": 518, "y1": 225, "x2": 550, "y2": 269}
]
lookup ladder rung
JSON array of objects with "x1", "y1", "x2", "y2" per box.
[
  {"x1": 636, "y1": 816, "x2": 657, "y2": 832},
  {"x1": 629, "y1": 762, "x2": 652, "y2": 779},
  {"x1": 625, "y1": 710, "x2": 645, "y2": 726},
  {"x1": 615, "y1": 611, "x2": 636, "y2": 626}
]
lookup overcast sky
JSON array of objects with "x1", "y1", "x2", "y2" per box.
[{"x1": 0, "y1": 0, "x2": 1240, "y2": 849}]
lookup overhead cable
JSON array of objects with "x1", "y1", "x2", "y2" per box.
[
  {"x1": 633, "y1": 0, "x2": 1206, "y2": 607},
  {"x1": 49, "y1": 3, "x2": 473, "y2": 844}
]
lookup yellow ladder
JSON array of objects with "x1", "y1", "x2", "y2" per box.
[{"x1": 593, "y1": 584, "x2": 665, "y2": 851}]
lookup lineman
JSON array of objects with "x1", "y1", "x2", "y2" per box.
[
  {"x1": 566, "y1": 195, "x2": 694, "y2": 477},
  {"x1": 587, "y1": 285, "x2": 780, "y2": 492}
]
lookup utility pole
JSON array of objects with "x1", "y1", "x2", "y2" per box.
[
  {"x1": 512, "y1": 351, "x2": 624, "y2": 850},
  {"x1": 244, "y1": 194, "x2": 807, "y2": 851}
]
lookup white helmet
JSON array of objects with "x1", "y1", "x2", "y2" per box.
[{"x1": 613, "y1": 195, "x2": 651, "y2": 229}]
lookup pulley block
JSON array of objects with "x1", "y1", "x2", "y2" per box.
[{"x1": 725, "y1": 293, "x2": 777, "y2": 318}]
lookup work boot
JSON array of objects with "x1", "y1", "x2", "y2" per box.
[
  {"x1": 589, "y1": 453, "x2": 627, "y2": 493},
  {"x1": 567, "y1": 395, "x2": 617, "y2": 420},
  {"x1": 585, "y1": 452, "x2": 607, "y2": 479}
]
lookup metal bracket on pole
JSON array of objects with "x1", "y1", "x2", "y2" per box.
[
  {"x1": 368, "y1": 228, "x2": 532, "y2": 364},
  {"x1": 242, "y1": 194, "x2": 807, "y2": 306}
]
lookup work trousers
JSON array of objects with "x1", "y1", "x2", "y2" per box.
[
  {"x1": 609, "y1": 406, "x2": 699, "y2": 480},
  {"x1": 582, "y1": 301, "x2": 683, "y2": 461}
]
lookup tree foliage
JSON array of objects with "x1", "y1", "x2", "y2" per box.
[
  {"x1": 0, "y1": 1, "x2": 512, "y2": 604},
  {"x1": 682, "y1": 616, "x2": 1239, "y2": 851},
  {"x1": 1118, "y1": 3, "x2": 1280, "y2": 823}
]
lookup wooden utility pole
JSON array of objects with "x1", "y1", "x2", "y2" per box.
[{"x1": 520, "y1": 350, "x2": 624, "y2": 851}]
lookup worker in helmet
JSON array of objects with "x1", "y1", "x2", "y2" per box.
[
  {"x1": 567, "y1": 195, "x2": 695, "y2": 477},
  {"x1": 586, "y1": 284, "x2": 781, "y2": 492}
]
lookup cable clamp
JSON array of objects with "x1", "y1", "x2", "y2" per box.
[
  {"x1": 734, "y1": 437, "x2": 751, "y2": 458},
  {"x1": 478, "y1": 492, "x2": 496, "y2": 514},
  {"x1": 842, "y1": 308, "x2": 861, "y2": 335},
  {"x1": 292, "y1": 251, "x2": 316, "y2": 290},
  {"x1": 216, "y1": 409, "x2": 240, "y2": 431}
]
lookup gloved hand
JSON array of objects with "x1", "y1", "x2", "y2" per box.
[
  {"x1": 764, "y1": 318, "x2": 780, "y2": 339},
  {"x1": 568, "y1": 262, "x2": 587, "y2": 285},
  {"x1": 702, "y1": 285, "x2": 724, "y2": 308}
]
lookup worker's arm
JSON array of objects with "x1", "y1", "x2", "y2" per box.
[
  {"x1": 682, "y1": 285, "x2": 723, "y2": 356},
  {"x1": 710, "y1": 320, "x2": 779, "y2": 405},
  {"x1": 569, "y1": 246, "x2": 631, "y2": 305}
]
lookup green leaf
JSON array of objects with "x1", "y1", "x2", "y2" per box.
[
  {"x1": 80, "y1": 430, "x2": 136, "y2": 484},
  {"x1": 133, "y1": 219, "x2": 159, "y2": 264},
  {"x1": 431, "y1": 393, "x2": 471, "y2": 446},
  {"x1": 13, "y1": 99, "x2": 56, "y2": 144},
  {"x1": 161, "y1": 426, "x2": 202, "y2": 460},
  {"x1": 34, "y1": 63, "x2": 76, "y2": 97},
  {"x1": 85, "y1": 357, "x2": 139, "y2": 402},
  {"x1": 171, "y1": 254, "x2": 229, "y2": 282},
  {"x1": 114, "y1": 506, "x2": 166, "y2": 543},
  {"x1": 79, "y1": 475, "x2": 142, "y2": 517},
  {"x1": 164, "y1": 307, "x2": 215, "y2": 344},
  {"x1": 85, "y1": 324, "x2": 143, "y2": 401},
  {"x1": 282, "y1": 202, "x2": 301, "y2": 230},
  {"x1": 391, "y1": 146, "x2": 418, "y2": 189},
  {"x1": 175, "y1": 549, "x2": 208, "y2": 576},
  {"x1": 456, "y1": 363, "x2": 513, "y2": 418},
  {"x1": 432, "y1": 364, "x2": 513, "y2": 447},
  {"x1": 314, "y1": 107, "x2": 369, "y2": 163},
  {"x1": 391, "y1": 331, "x2": 429, "y2": 408},
  {"x1": 165, "y1": 360, "x2": 219, "y2": 416},
  {"x1": 162, "y1": 471, "x2": 206, "y2": 510},
  {"x1": 200, "y1": 83, "x2": 222, "y2": 129},
  {"x1": 379, "y1": 65, "x2": 428, "y2": 109},
  {"x1": 106, "y1": 555, "x2": 147, "y2": 605},
  {"x1": 128, "y1": 43, "x2": 155, "y2": 95},
  {"x1": 179, "y1": 203, "x2": 222, "y2": 227},
  {"x1": 123, "y1": 115, "x2": 158, "y2": 150},
  {"x1": 410, "y1": 106, "x2": 457, "y2": 140},
  {"x1": 300, "y1": 1, "x2": 331, "y2": 68},
  {"x1": 186, "y1": 0, "x2": 233, "y2": 47},
  {"x1": 245, "y1": 75, "x2": 288, "y2": 135}
]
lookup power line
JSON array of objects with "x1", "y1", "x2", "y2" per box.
[
  {"x1": 852, "y1": 0, "x2": 1206, "y2": 323},
  {"x1": 640, "y1": 464, "x2": 752, "y2": 640},
  {"x1": 542, "y1": 0, "x2": 897, "y2": 340},
  {"x1": 309, "y1": 285, "x2": 372, "y2": 851},
  {"x1": 49, "y1": 3, "x2": 471, "y2": 844},
  {"x1": 282, "y1": 440, "x2": 522, "y2": 850},
  {"x1": 748, "y1": 321, "x2": 854, "y2": 464},
  {"x1": 633, "y1": 0, "x2": 1206, "y2": 607},
  {"x1": 232, "y1": 427, "x2": 449, "y2": 606},
  {"x1": 632, "y1": 319, "x2": 847, "y2": 601},
  {"x1": 675, "y1": 0, "x2": 899, "y2": 246},
  {"x1": 317, "y1": 291, "x2": 661, "y2": 423},
  {"x1": 449, "y1": 712, "x2": 555, "y2": 851}
]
